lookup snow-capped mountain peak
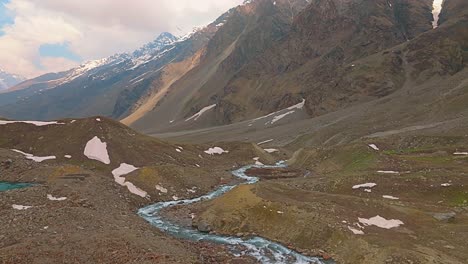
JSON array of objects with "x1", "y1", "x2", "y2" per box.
[
  {"x1": 51, "y1": 32, "x2": 179, "y2": 87},
  {"x1": 132, "y1": 32, "x2": 178, "y2": 58}
]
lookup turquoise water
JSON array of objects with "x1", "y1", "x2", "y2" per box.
[
  {"x1": 139, "y1": 162, "x2": 327, "y2": 264},
  {"x1": 0, "y1": 182, "x2": 33, "y2": 192}
]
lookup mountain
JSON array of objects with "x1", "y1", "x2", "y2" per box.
[
  {"x1": 0, "y1": 69, "x2": 25, "y2": 91},
  {"x1": 0, "y1": 0, "x2": 309, "y2": 125},
  {"x1": 157, "y1": 0, "x2": 467, "y2": 145},
  {"x1": 126, "y1": 0, "x2": 310, "y2": 131},
  {"x1": 0, "y1": 29, "x2": 214, "y2": 120},
  {"x1": 130, "y1": 0, "x2": 437, "y2": 134},
  {"x1": 2, "y1": 1, "x2": 468, "y2": 263}
]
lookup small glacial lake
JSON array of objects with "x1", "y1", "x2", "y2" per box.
[{"x1": 0, "y1": 182, "x2": 33, "y2": 192}]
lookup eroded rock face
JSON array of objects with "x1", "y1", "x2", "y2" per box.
[{"x1": 205, "y1": 0, "x2": 436, "y2": 124}]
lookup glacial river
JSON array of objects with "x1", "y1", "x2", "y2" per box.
[{"x1": 138, "y1": 162, "x2": 326, "y2": 264}]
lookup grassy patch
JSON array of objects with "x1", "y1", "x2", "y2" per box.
[
  {"x1": 339, "y1": 150, "x2": 377, "y2": 173},
  {"x1": 448, "y1": 190, "x2": 468, "y2": 206},
  {"x1": 383, "y1": 146, "x2": 436, "y2": 155},
  {"x1": 404, "y1": 155, "x2": 453, "y2": 165},
  {"x1": 48, "y1": 165, "x2": 84, "y2": 182}
]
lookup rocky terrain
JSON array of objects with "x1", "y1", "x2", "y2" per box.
[
  {"x1": 0, "y1": 0, "x2": 467, "y2": 263},
  {"x1": 186, "y1": 138, "x2": 468, "y2": 263},
  {"x1": 0, "y1": 118, "x2": 274, "y2": 263}
]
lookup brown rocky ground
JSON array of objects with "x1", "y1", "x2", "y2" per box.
[
  {"x1": 0, "y1": 118, "x2": 273, "y2": 264},
  {"x1": 2, "y1": 118, "x2": 467, "y2": 264},
  {"x1": 186, "y1": 138, "x2": 468, "y2": 263}
]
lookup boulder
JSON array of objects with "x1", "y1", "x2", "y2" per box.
[{"x1": 432, "y1": 212, "x2": 456, "y2": 222}]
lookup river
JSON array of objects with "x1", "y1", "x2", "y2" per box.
[{"x1": 138, "y1": 162, "x2": 327, "y2": 264}]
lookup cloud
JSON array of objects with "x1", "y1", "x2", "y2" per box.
[
  {"x1": 0, "y1": 0, "x2": 244, "y2": 78},
  {"x1": 39, "y1": 56, "x2": 80, "y2": 74}
]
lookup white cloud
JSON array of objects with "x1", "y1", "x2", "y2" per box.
[
  {"x1": 0, "y1": 0, "x2": 244, "y2": 78},
  {"x1": 39, "y1": 57, "x2": 79, "y2": 74}
]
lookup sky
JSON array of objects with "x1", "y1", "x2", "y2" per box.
[{"x1": 0, "y1": 0, "x2": 244, "y2": 78}]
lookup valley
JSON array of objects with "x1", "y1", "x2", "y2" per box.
[{"x1": 1, "y1": 0, "x2": 467, "y2": 263}]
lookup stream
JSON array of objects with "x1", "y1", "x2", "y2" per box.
[{"x1": 138, "y1": 162, "x2": 326, "y2": 264}]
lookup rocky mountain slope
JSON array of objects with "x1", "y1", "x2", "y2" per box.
[
  {"x1": 128, "y1": 0, "x2": 310, "y2": 132},
  {"x1": 0, "y1": 69, "x2": 25, "y2": 91},
  {"x1": 155, "y1": 0, "x2": 467, "y2": 147},
  {"x1": 126, "y1": 0, "x2": 444, "y2": 134}
]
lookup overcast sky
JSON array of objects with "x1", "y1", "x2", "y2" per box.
[{"x1": 0, "y1": 0, "x2": 244, "y2": 78}]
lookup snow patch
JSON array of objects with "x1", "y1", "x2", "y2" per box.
[
  {"x1": 28, "y1": 155, "x2": 56, "y2": 162},
  {"x1": 185, "y1": 104, "x2": 216, "y2": 121},
  {"x1": 64, "y1": 155, "x2": 72, "y2": 159},
  {"x1": 187, "y1": 187, "x2": 197, "y2": 193},
  {"x1": 12, "y1": 204, "x2": 33, "y2": 210},
  {"x1": 47, "y1": 194, "x2": 67, "y2": 201},
  {"x1": 348, "y1": 226, "x2": 364, "y2": 235},
  {"x1": 155, "y1": 184, "x2": 168, "y2": 194},
  {"x1": 0, "y1": 120, "x2": 64, "y2": 126},
  {"x1": 358, "y1": 215, "x2": 404, "y2": 229},
  {"x1": 204, "y1": 147, "x2": 229, "y2": 155},
  {"x1": 441, "y1": 183, "x2": 452, "y2": 187},
  {"x1": 11, "y1": 149, "x2": 56, "y2": 162},
  {"x1": 253, "y1": 157, "x2": 264, "y2": 166},
  {"x1": 84, "y1": 136, "x2": 110, "y2": 164},
  {"x1": 432, "y1": 0, "x2": 444, "y2": 29},
  {"x1": 264, "y1": 148, "x2": 279, "y2": 153},
  {"x1": 267, "y1": 111, "x2": 295, "y2": 125},
  {"x1": 253, "y1": 99, "x2": 305, "y2": 123},
  {"x1": 454, "y1": 152, "x2": 468, "y2": 155},
  {"x1": 257, "y1": 139, "x2": 274, "y2": 145},
  {"x1": 112, "y1": 163, "x2": 147, "y2": 197},
  {"x1": 382, "y1": 195, "x2": 399, "y2": 200},
  {"x1": 368, "y1": 144, "x2": 380, "y2": 151},
  {"x1": 112, "y1": 163, "x2": 139, "y2": 185},
  {"x1": 377, "y1": 170, "x2": 399, "y2": 174},
  {"x1": 125, "y1": 181, "x2": 147, "y2": 198},
  {"x1": 352, "y1": 183, "x2": 377, "y2": 189},
  {"x1": 287, "y1": 99, "x2": 305, "y2": 110}
]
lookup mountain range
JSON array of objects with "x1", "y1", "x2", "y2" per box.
[
  {"x1": 1, "y1": 0, "x2": 468, "y2": 263},
  {"x1": 0, "y1": 0, "x2": 466, "y2": 146}
]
